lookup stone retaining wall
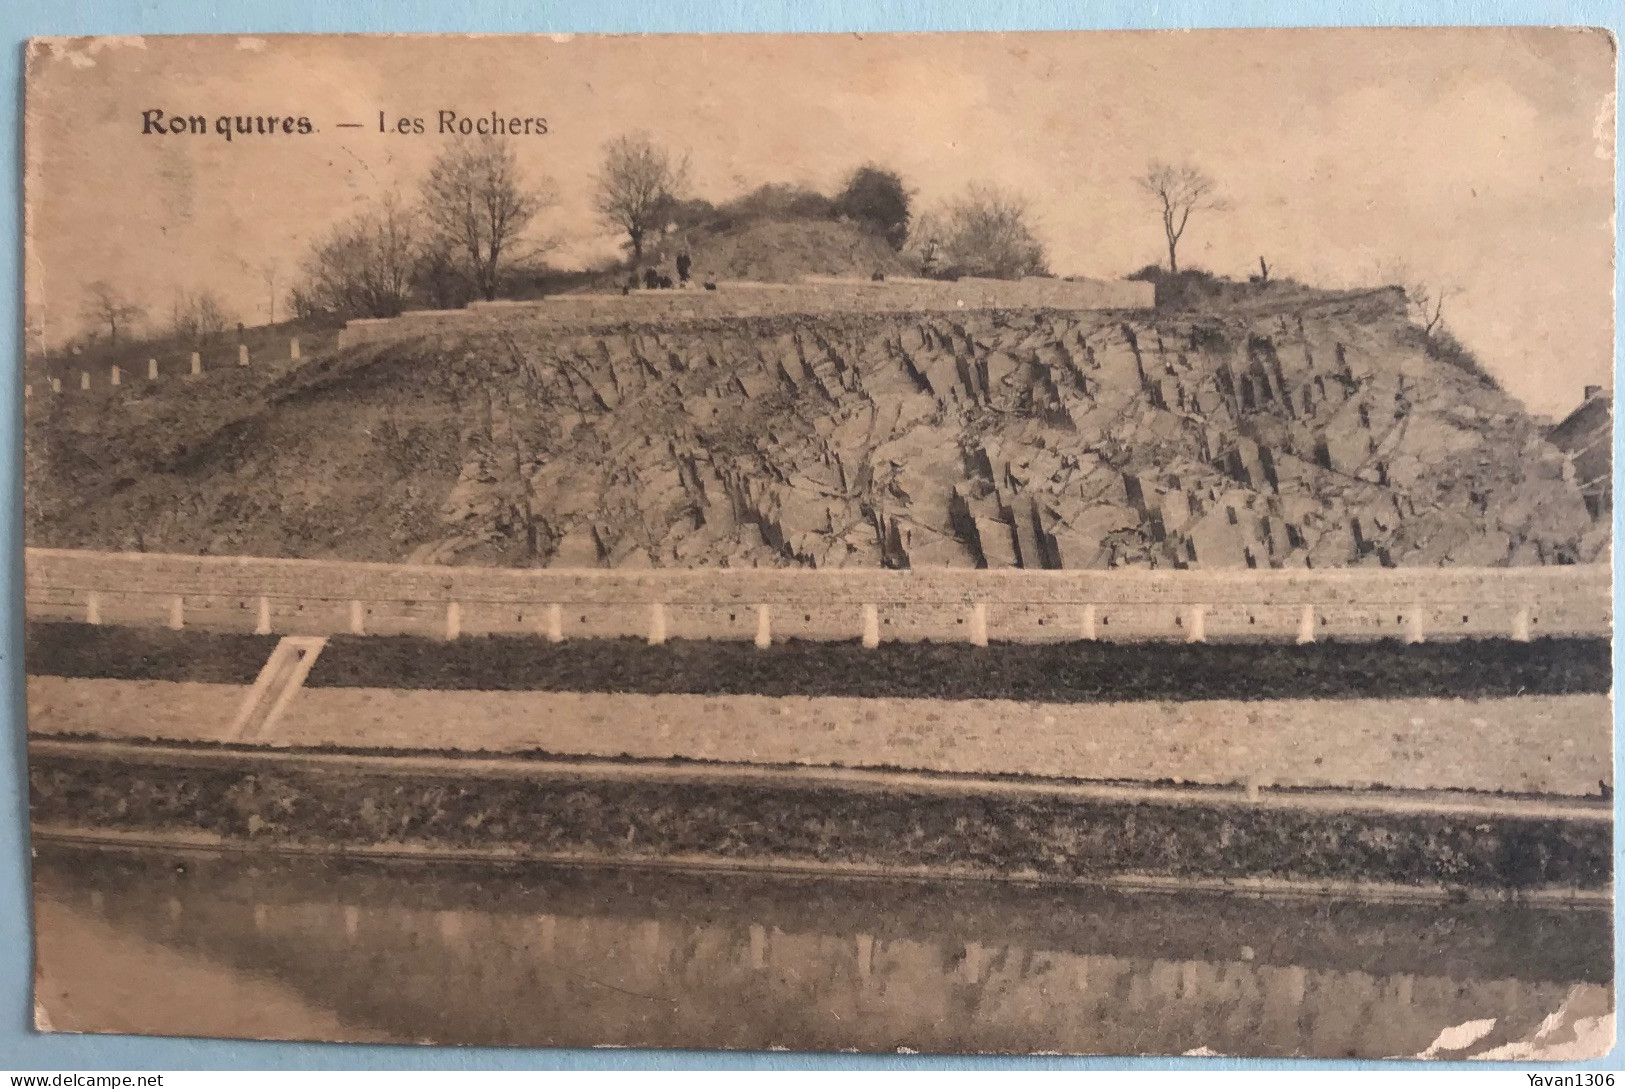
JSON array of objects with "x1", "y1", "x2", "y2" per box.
[
  {"x1": 336, "y1": 277, "x2": 1156, "y2": 348},
  {"x1": 26, "y1": 548, "x2": 1611, "y2": 644}
]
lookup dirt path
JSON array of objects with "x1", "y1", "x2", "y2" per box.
[{"x1": 26, "y1": 676, "x2": 1612, "y2": 796}]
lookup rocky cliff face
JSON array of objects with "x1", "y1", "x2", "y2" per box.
[{"x1": 26, "y1": 287, "x2": 1603, "y2": 569}]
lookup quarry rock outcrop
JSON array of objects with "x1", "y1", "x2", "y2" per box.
[{"x1": 25, "y1": 287, "x2": 1602, "y2": 570}]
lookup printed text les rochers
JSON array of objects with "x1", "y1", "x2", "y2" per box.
[{"x1": 139, "y1": 108, "x2": 548, "y2": 140}]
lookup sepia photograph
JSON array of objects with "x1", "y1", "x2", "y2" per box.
[{"x1": 20, "y1": 28, "x2": 1617, "y2": 1058}]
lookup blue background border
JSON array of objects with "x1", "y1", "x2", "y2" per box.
[{"x1": 3, "y1": 0, "x2": 1621, "y2": 1071}]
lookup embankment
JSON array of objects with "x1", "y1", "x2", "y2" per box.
[{"x1": 30, "y1": 739, "x2": 1611, "y2": 901}]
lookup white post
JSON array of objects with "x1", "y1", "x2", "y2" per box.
[
  {"x1": 648, "y1": 602, "x2": 668, "y2": 645},
  {"x1": 537, "y1": 914, "x2": 556, "y2": 956},
  {"x1": 754, "y1": 605, "x2": 772, "y2": 649},
  {"x1": 861, "y1": 603, "x2": 880, "y2": 648},
  {"x1": 749, "y1": 924, "x2": 767, "y2": 970},
  {"x1": 80, "y1": 372, "x2": 90, "y2": 390},
  {"x1": 438, "y1": 911, "x2": 462, "y2": 942},
  {"x1": 445, "y1": 601, "x2": 461, "y2": 640},
  {"x1": 148, "y1": 358, "x2": 159, "y2": 380},
  {"x1": 255, "y1": 595, "x2": 271, "y2": 635},
  {"x1": 545, "y1": 603, "x2": 563, "y2": 643},
  {"x1": 49, "y1": 377, "x2": 61, "y2": 394},
  {"x1": 1186, "y1": 604, "x2": 1207, "y2": 644},
  {"x1": 23, "y1": 384, "x2": 29, "y2": 399},
  {"x1": 238, "y1": 344, "x2": 250, "y2": 367},
  {"x1": 85, "y1": 592, "x2": 101, "y2": 626},
  {"x1": 290, "y1": 337, "x2": 301, "y2": 361},
  {"x1": 1405, "y1": 605, "x2": 1426, "y2": 645},
  {"x1": 349, "y1": 599, "x2": 365, "y2": 636},
  {"x1": 1512, "y1": 607, "x2": 1531, "y2": 643},
  {"x1": 1296, "y1": 603, "x2": 1316, "y2": 644},
  {"x1": 968, "y1": 602, "x2": 988, "y2": 647},
  {"x1": 110, "y1": 366, "x2": 120, "y2": 387},
  {"x1": 168, "y1": 595, "x2": 184, "y2": 630},
  {"x1": 190, "y1": 351, "x2": 201, "y2": 376},
  {"x1": 1081, "y1": 603, "x2": 1097, "y2": 641}
]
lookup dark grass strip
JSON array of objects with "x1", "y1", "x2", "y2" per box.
[
  {"x1": 28, "y1": 747, "x2": 1613, "y2": 892},
  {"x1": 26, "y1": 623, "x2": 279, "y2": 685},
  {"x1": 25, "y1": 622, "x2": 1611, "y2": 702}
]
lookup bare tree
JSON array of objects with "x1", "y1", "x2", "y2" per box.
[
  {"x1": 1405, "y1": 280, "x2": 1456, "y2": 337},
  {"x1": 421, "y1": 135, "x2": 554, "y2": 302},
  {"x1": 1377, "y1": 261, "x2": 1458, "y2": 338},
  {"x1": 594, "y1": 132, "x2": 689, "y2": 262},
  {"x1": 170, "y1": 290, "x2": 234, "y2": 345},
  {"x1": 1136, "y1": 162, "x2": 1226, "y2": 275},
  {"x1": 937, "y1": 184, "x2": 1048, "y2": 279},
  {"x1": 297, "y1": 195, "x2": 420, "y2": 319},
  {"x1": 258, "y1": 261, "x2": 280, "y2": 325},
  {"x1": 80, "y1": 281, "x2": 146, "y2": 345}
]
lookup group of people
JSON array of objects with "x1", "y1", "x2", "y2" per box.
[{"x1": 624, "y1": 248, "x2": 695, "y2": 293}]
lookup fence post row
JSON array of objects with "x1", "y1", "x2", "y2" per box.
[
  {"x1": 46, "y1": 334, "x2": 318, "y2": 398},
  {"x1": 38, "y1": 567, "x2": 1584, "y2": 646}
]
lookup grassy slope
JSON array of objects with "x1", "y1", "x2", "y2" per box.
[{"x1": 26, "y1": 337, "x2": 466, "y2": 560}]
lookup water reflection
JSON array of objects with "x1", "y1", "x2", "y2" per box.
[{"x1": 32, "y1": 843, "x2": 1613, "y2": 1057}]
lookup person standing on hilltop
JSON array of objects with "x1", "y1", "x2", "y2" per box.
[{"x1": 676, "y1": 248, "x2": 692, "y2": 286}]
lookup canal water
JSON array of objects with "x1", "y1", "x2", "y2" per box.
[{"x1": 31, "y1": 842, "x2": 1614, "y2": 1058}]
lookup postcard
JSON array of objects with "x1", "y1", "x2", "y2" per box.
[{"x1": 22, "y1": 29, "x2": 1616, "y2": 1057}]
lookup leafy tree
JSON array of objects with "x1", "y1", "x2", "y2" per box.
[
  {"x1": 725, "y1": 183, "x2": 833, "y2": 223},
  {"x1": 833, "y1": 164, "x2": 911, "y2": 249},
  {"x1": 939, "y1": 184, "x2": 1048, "y2": 279},
  {"x1": 667, "y1": 197, "x2": 717, "y2": 233}
]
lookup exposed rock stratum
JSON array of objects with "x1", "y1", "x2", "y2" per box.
[{"x1": 26, "y1": 286, "x2": 1604, "y2": 570}]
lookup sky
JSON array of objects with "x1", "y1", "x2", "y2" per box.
[{"x1": 24, "y1": 28, "x2": 1617, "y2": 416}]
